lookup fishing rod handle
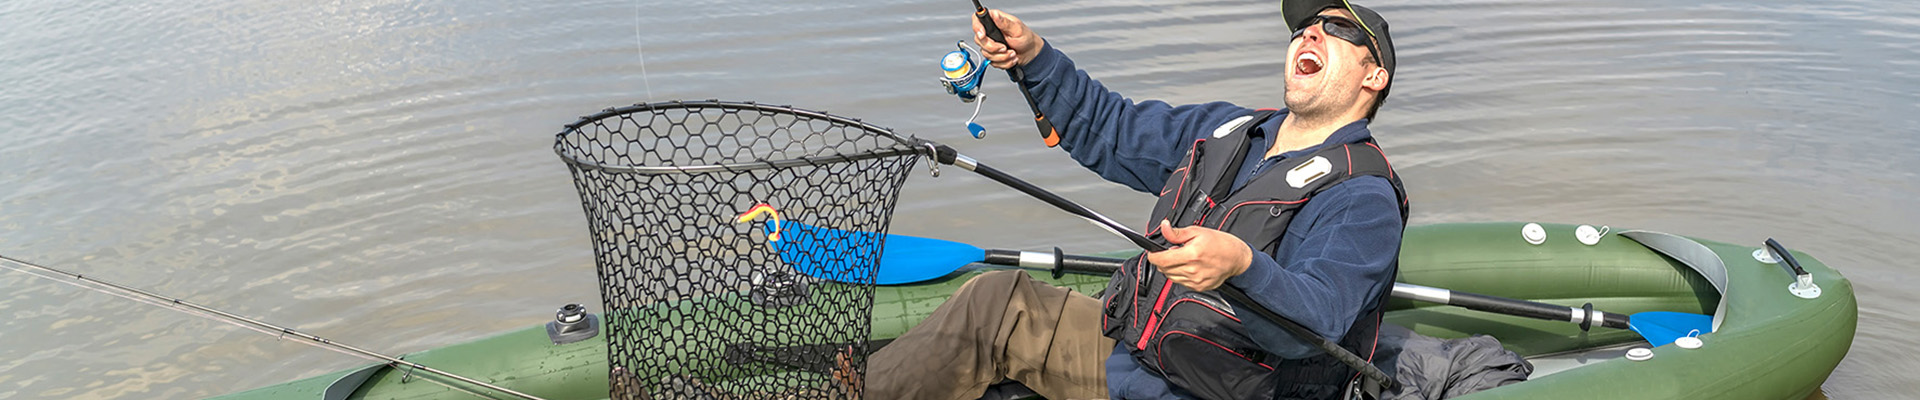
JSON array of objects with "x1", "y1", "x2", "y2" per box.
[
  {"x1": 970, "y1": 2, "x2": 1063, "y2": 147},
  {"x1": 973, "y1": 1, "x2": 1006, "y2": 45},
  {"x1": 1014, "y1": 77, "x2": 1063, "y2": 147}
]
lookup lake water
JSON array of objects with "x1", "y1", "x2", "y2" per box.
[{"x1": 1, "y1": 0, "x2": 1914, "y2": 398}]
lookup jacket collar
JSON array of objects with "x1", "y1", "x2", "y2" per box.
[{"x1": 1254, "y1": 109, "x2": 1374, "y2": 160}]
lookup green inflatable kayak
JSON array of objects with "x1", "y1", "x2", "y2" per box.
[{"x1": 212, "y1": 222, "x2": 1855, "y2": 400}]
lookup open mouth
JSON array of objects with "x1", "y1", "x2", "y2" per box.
[{"x1": 1295, "y1": 51, "x2": 1323, "y2": 76}]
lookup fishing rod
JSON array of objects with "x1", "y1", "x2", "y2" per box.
[
  {"x1": 969, "y1": 0, "x2": 1061, "y2": 147},
  {"x1": 0, "y1": 254, "x2": 548, "y2": 400}
]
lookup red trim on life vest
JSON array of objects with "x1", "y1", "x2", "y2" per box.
[
  {"x1": 1160, "y1": 167, "x2": 1188, "y2": 196},
  {"x1": 1365, "y1": 142, "x2": 1393, "y2": 179},
  {"x1": 1159, "y1": 331, "x2": 1275, "y2": 371},
  {"x1": 1137, "y1": 280, "x2": 1177, "y2": 350},
  {"x1": 1343, "y1": 144, "x2": 1354, "y2": 176}
]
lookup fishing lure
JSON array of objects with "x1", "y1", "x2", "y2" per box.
[{"x1": 736, "y1": 203, "x2": 783, "y2": 241}]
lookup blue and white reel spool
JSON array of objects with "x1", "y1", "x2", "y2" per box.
[
  {"x1": 940, "y1": 41, "x2": 988, "y2": 102},
  {"x1": 938, "y1": 41, "x2": 991, "y2": 139}
]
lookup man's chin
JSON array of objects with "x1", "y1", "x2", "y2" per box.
[
  {"x1": 1282, "y1": 91, "x2": 1313, "y2": 112},
  {"x1": 1283, "y1": 79, "x2": 1317, "y2": 105}
]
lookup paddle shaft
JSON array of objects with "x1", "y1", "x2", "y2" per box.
[{"x1": 985, "y1": 249, "x2": 1631, "y2": 331}]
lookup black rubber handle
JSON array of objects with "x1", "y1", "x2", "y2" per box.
[
  {"x1": 972, "y1": 0, "x2": 1003, "y2": 43},
  {"x1": 1764, "y1": 238, "x2": 1808, "y2": 277},
  {"x1": 1058, "y1": 252, "x2": 1126, "y2": 274}
]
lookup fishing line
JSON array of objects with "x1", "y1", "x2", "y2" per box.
[
  {"x1": 0, "y1": 254, "x2": 549, "y2": 400},
  {"x1": 635, "y1": 0, "x2": 655, "y2": 102}
]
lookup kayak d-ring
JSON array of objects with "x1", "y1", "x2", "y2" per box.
[{"x1": 397, "y1": 357, "x2": 419, "y2": 384}]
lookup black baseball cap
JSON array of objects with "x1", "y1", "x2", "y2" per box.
[
  {"x1": 1284, "y1": 0, "x2": 1394, "y2": 117},
  {"x1": 1284, "y1": 0, "x2": 1394, "y2": 76}
]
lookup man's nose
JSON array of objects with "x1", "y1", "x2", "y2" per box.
[{"x1": 1297, "y1": 25, "x2": 1325, "y2": 44}]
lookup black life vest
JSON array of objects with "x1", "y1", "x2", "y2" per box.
[{"x1": 1099, "y1": 110, "x2": 1409, "y2": 400}]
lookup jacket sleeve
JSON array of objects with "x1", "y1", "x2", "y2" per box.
[
  {"x1": 1017, "y1": 42, "x2": 1254, "y2": 193},
  {"x1": 1224, "y1": 177, "x2": 1403, "y2": 359}
]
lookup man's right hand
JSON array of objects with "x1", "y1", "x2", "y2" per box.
[{"x1": 971, "y1": 9, "x2": 1044, "y2": 69}]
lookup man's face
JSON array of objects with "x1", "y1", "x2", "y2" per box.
[{"x1": 1284, "y1": 8, "x2": 1383, "y2": 117}]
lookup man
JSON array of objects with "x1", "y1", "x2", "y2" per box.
[{"x1": 867, "y1": 1, "x2": 1406, "y2": 399}]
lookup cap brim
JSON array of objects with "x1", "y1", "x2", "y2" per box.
[{"x1": 1283, "y1": 0, "x2": 1379, "y2": 40}]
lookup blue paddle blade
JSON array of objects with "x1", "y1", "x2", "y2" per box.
[
  {"x1": 1629, "y1": 311, "x2": 1714, "y2": 347},
  {"x1": 765, "y1": 220, "x2": 985, "y2": 285}
]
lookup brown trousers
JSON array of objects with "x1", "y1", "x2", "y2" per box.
[{"x1": 867, "y1": 270, "x2": 1115, "y2": 400}]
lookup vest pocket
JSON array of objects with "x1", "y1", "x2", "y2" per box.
[
  {"x1": 1099, "y1": 256, "x2": 1150, "y2": 338},
  {"x1": 1143, "y1": 294, "x2": 1279, "y2": 400},
  {"x1": 1154, "y1": 330, "x2": 1278, "y2": 400}
]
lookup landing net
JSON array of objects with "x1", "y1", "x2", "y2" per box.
[{"x1": 555, "y1": 100, "x2": 920, "y2": 399}]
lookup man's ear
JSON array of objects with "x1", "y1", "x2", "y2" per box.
[{"x1": 1363, "y1": 67, "x2": 1390, "y2": 92}]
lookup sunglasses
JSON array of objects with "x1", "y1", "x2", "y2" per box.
[{"x1": 1291, "y1": 15, "x2": 1380, "y2": 63}]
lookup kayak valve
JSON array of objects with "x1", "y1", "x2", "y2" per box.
[
  {"x1": 546, "y1": 303, "x2": 601, "y2": 345},
  {"x1": 750, "y1": 270, "x2": 812, "y2": 308}
]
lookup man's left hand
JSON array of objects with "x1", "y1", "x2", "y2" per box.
[{"x1": 1147, "y1": 221, "x2": 1253, "y2": 292}]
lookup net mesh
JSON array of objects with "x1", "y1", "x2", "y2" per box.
[{"x1": 554, "y1": 100, "x2": 921, "y2": 399}]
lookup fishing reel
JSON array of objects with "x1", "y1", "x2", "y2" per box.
[{"x1": 938, "y1": 40, "x2": 991, "y2": 139}]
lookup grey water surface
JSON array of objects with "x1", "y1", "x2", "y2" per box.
[{"x1": 1, "y1": 0, "x2": 1914, "y2": 398}]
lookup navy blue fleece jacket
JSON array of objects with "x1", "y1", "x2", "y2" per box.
[{"x1": 1014, "y1": 42, "x2": 1404, "y2": 399}]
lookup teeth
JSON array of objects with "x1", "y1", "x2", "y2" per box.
[{"x1": 1295, "y1": 52, "x2": 1322, "y2": 75}]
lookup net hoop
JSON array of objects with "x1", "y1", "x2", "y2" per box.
[{"x1": 555, "y1": 100, "x2": 922, "y2": 175}]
